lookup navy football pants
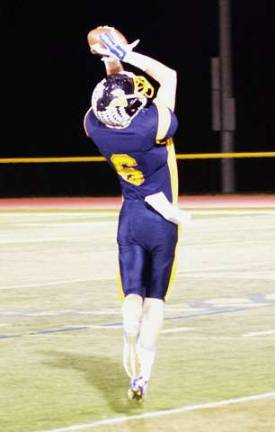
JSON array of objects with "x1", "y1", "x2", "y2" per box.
[{"x1": 117, "y1": 200, "x2": 178, "y2": 300}]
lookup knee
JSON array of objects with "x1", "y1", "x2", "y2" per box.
[
  {"x1": 143, "y1": 297, "x2": 163, "y2": 315},
  {"x1": 142, "y1": 297, "x2": 164, "y2": 326},
  {"x1": 139, "y1": 297, "x2": 164, "y2": 349}
]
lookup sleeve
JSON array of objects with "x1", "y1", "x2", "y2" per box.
[
  {"x1": 154, "y1": 103, "x2": 178, "y2": 143},
  {"x1": 136, "y1": 104, "x2": 159, "y2": 145},
  {"x1": 164, "y1": 110, "x2": 178, "y2": 138}
]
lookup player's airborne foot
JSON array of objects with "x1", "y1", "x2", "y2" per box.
[{"x1": 128, "y1": 376, "x2": 148, "y2": 401}]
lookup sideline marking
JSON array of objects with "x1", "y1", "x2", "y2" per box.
[{"x1": 37, "y1": 391, "x2": 275, "y2": 432}]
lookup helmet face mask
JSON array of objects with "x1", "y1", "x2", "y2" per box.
[{"x1": 91, "y1": 72, "x2": 154, "y2": 128}]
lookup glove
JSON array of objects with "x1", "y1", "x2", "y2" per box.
[
  {"x1": 90, "y1": 27, "x2": 139, "y2": 61},
  {"x1": 89, "y1": 25, "x2": 114, "y2": 55}
]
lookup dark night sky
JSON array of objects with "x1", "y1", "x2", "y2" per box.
[{"x1": 1, "y1": 0, "x2": 274, "y2": 196}]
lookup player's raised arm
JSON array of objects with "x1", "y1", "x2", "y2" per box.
[
  {"x1": 89, "y1": 28, "x2": 177, "y2": 111},
  {"x1": 122, "y1": 51, "x2": 177, "y2": 112},
  {"x1": 89, "y1": 27, "x2": 178, "y2": 142},
  {"x1": 124, "y1": 51, "x2": 177, "y2": 142}
]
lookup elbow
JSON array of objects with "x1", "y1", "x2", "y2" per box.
[
  {"x1": 170, "y1": 69, "x2": 177, "y2": 80},
  {"x1": 166, "y1": 68, "x2": 177, "y2": 85},
  {"x1": 157, "y1": 68, "x2": 177, "y2": 87}
]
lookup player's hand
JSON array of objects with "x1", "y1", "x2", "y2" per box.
[
  {"x1": 91, "y1": 28, "x2": 139, "y2": 61},
  {"x1": 89, "y1": 25, "x2": 115, "y2": 55}
]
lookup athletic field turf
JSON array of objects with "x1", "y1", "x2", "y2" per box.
[{"x1": 0, "y1": 196, "x2": 275, "y2": 432}]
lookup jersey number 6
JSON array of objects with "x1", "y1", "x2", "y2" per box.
[{"x1": 111, "y1": 154, "x2": 145, "y2": 186}]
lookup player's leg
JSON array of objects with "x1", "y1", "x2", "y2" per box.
[
  {"x1": 138, "y1": 297, "x2": 164, "y2": 378},
  {"x1": 129, "y1": 298, "x2": 164, "y2": 400},
  {"x1": 133, "y1": 222, "x2": 178, "y2": 399},
  {"x1": 119, "y1": 242, "x2": 148, "y2": 379},
  {"x1": 122, "y1": 293, "x2": 143, "y2": 378},
  {"x1": 117, "y1": 204, "x2": 148, "y2": 380}
]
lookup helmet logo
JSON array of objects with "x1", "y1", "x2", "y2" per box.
[
  {"x1": 109, "y1": 89, "x2": 128, "y2": 108},
  {"x1": 110, "y1": 97, "x2": 128, "y2": 108}
]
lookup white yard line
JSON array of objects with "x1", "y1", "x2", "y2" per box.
[
  {"x1": 161, "y1": 326, "x2": 193, "y2": 334},
  {"x1": 0, "y1": 278, "x2": 114, "y2": 290},
  {"x1": 93, "y1": 328, "x2": 240, "y2": 340},
  {"x1": 68, "y1": 325, "x2": 193, "y2": 333},
  {"x1": 189, "y1": 210, "x2": 275, "y2": 216},
  {"x1": 0, "y1": 310, "x2": 121, "y2": 317},
  {"x1": 0, "y1": 212, "x2": 118, "y2": 218},
  {"x1": 243, "y1": 329, "x2": 275, "y2": 337},
  {"x1": 1, "y1": 209, "x2": 274, "y2": 219},
  {"x1": 37, "y1": 391, "x2": 275, "y2": 432},
  {"x1": 13, "y1": 221, "x2": 117, "y2": 227},
  {"x1": 77, "y1": 324, "x2": 122, "y2": 329},
  {"x1": 0, "y1": 237, "x2": 96, "y2": 244}
]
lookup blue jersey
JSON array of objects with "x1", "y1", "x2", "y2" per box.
[{"x1": 84, "y1": 103, "x2": 178, "y2": 203}]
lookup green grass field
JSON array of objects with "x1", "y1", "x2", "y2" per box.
[{"x1": 0, "y1": 204, "x2": 275, "y2": 432}]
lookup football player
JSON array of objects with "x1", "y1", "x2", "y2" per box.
[{"x1": 84, "y1": 27, "x2": 183, "y2": 401}]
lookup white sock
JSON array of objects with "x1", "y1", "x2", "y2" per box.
[
  {"x1": 122, "y1": 293, "x2": 143, "y2": 340},
  {"x1": 122, "y1": 294, "x2": 143, "y2": 377},
  {"x1": 138, "y1": 297, "x2": 164, "y2": 381},
  {"x1": 138, "y1": 345, "x2": 156, "y2": 381}
]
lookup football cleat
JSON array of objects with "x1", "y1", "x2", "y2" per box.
[{"x1": 128, "y1": 376, "x2": 148, "y2": 401}]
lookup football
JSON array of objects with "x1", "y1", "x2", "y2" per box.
[{"x1": 87, "y1": 26, "x2": 128, "y2": 49}]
